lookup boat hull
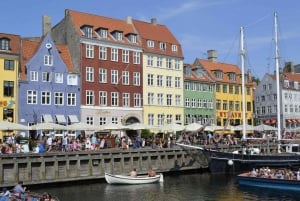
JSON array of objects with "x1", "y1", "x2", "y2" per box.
[
  {"x1": 237, "y1": 173, "x2": 300, "y2": 191},
  {"x1": 104, "y1": 172, "x2": 162, "y2": 185},
  {"x1": 177, "y1": 143, "x2": 300, "y2": 174}
]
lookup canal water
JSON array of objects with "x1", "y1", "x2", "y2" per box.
[{"x1": 31, "y1": 172, "x2": 300, "y2": 201}]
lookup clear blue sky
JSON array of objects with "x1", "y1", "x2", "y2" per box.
[{"x1": 1, "y1": 0, "x2": 300, "y2": 79}]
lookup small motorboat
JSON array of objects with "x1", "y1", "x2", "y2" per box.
[
  {"x1": 237, "y1": 172, "x2": 300, "y2": 191},
  {"x1": 104, "y1": 172, "x2": 163, "y2": 185}
]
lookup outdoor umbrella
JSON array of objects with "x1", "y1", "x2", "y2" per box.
[
  {"x1": 67, "y1": 122, "x2": 98, "y2": 131},
  {"x1": 127, "y1": 123, "x2": 147, "y2": 130},
  {"x1": 0, "y1": 121, "x2": 28, "y2": 130},
  {"x1": 184, "y1": 122, "x2": 203, "y2": 132},
  {"x1": 233, "y1": 124, "x2": 254, "y2": 131},
  {"x1": 253, "y1": 124, "x2": 277, "y2": 131},
  {"x1": 162, "y1": 123, "x2": 185, "y2": 132},
  {"x1": 29, "y1": 122, "x2": 66, "y2": 130}
]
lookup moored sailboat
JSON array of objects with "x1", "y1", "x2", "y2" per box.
[{"x1": 177, "y1": 12, "x2": 300, "y2": 173}]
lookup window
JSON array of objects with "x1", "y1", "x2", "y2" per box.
[
  {"x1": 147, "y1": 40, "x2": 154, "y2": 48},
  {"x1": 223, "y1": 84, "x2": 227, "y2": 93},
  {"x1": 159, "y1": 42, "x2": 166, "y2": 50},
  {"x1": 42, "y1": 72, "x2": 52, "y2": 82},
  {"x1": 148, "y1": 93, "x2": 154, "y2": 105},
  {"x1": 130, "y1": 35, "x2": 137, "y2": 43},
  {"x1": 67, "y1": 93, "x2": 76, "y2": 106},
  {"x1": 4, "y1": 60, "x2": 14, "y2": 70},
  {"x1": 41, "y1": 91, "x2": 51, "y2": 105},
  {"x1": 158, "y1": 114, "x2": 164, "y2": 126},
  {"x1": 166, "y1": 76, "x2": 172, "y2": 87},
  {"x1": 99, "y1": 46, "x2": 107, "y2": 60},
  {"x1": 55, "y1": 73, "x2": 63, "y2": 83},
  {"x1": 99, "y1": 117, "x2": 106, "y2": 125},
  {"x1": 99, "y1": 68, "x2": 107, "y2": 83},
  {"x1": 111, "y1": 70, "x2": 118, "y2": 84},
  {"x1": 216, "y1": 99, "x2": 221, "y2": 110},
  {"x1": 122, "y1": 50, "x2": 129, "y2": 63},
  {"x1": 67, "y1": 74, "x2": 78, "y2": 86},
  {"x1": 0, "y1": 38, "x2": 9, "y2": 50},
  {"x1": 86, "y1": 67, "x2": 94, "y2": 82},
  {"x1": 111, "y1": 48, "x2": 118, "y2": 61},
  {"x1": 223, "y1": 100, "x2": 227, "y2": 110},
  {"x1": 147, "y1": 74, "x2": 154, "y2": 86},
  {"x1": 235, "y1": 86, "x2": 239, "y2": 94},
  {"x1": 166, "y1": 114, "x2": 172, "y2": 124},
  {"x1": 157, "y1": 75, "x2": 163, "y2": 87},
  {"x1": 198, "y1": 99, "x2": 202, "y2": 108},
  {"x1": 99, "y1": 29, "x2": 107, "y2": 38},
  {"x1": 235, "y1": 101, "x2": 240, "y2": 111},
  {"x1": 157, "y1": 57, "x2": 162, "y2": 67},
  {"x1": 116, "y1": 32, "x2": 122, "y2": 41},
  {"x1": 166, "y1": 58, "x2": 172, "y2": 69},
  {"x1": 44, "y1": 55, "x2": 53, "y2": 66},
  {"x1": 174, "y1": 59, "x2": 180, "y2": 70},
  {"x1": 111, "y1": 92, "x2": 119, "y2": 106},
  {"x1": 3, "y1": 81, "x2": 14, "y2": 97},
  {"x1": 148, "y1": 114, "x2": 154, "y2": 126},
  {"x1": 229, "y1": 85, "x2": 233, "y2": 94},
  {"x1": 54, "y1": 92, "x2": 64, "y2": 105},
  {"x1": 216, "y1": 84, "x2": 220, "y2": 92},
  {"x1": 86, "y1": 90, "x2": 94, "y2": 105},
  {"x1": 175, "y1": 77, "x2": 180, "y2": 88},
  {"x1": 112, "y1": 117, "x2": 118, "y2": 124},
  {"x1": 175, "y1": 95, "x2": 181, "y2": 106},
  {"x1": 185, "y1": 98, "x2": 190, "y2": 107},
  {"x1": 86, "y1": 44, "x2": 94, "y2": 58},
  {"x1": 122, "y1": 71, "x2": 129, "y2": 85},
  {"x1": 157, "y1": 93, "x2": 163, "y2": 105},
  {"x1": 167, "y1": 94, "x2": 172, "y2": 106},
  {"x1": 133, "y1": 51, "x2": 140, "y2": 64},
  {"x1": 83, "y1": 26, "x2": 93, "y2": 38},
  {"x1": 27, "y1": 90, "x2": 37, "y2": 104},
  {"x1": 216, "y1": 71, "x2": 223, "y2": 79},
  {"x1": 30, "y1": 71, "x2": 38, "y2": 81},
  {"x1": 147, "y1": 55, "x2": 153, "y2": 66},
  {"x1": 191, "y1": 98, "x2": 196, "y2": 108},
  {"x1": 123, "y1": 93, "x2": 130, "y2": 107},
  {"x1": 99, "y1": 91, "x2": 107, "y2": 106},
  {"x1": 229, "y1": 73, "x2": 236, "y2": 81},
  {"x1": 86, "y1": 116, "x2": 93, "y2": 125},
  {"x1": 133, "y1": 72, "x2": 140, "y2": 86},
  {"x1": 134, "y1": 93, "x2": 141, "y2": 107},
  {"x1": 171, "y1": 44, "x2": 177, "y2": 52}
]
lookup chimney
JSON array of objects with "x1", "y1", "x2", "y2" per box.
[
  {"x1": 42, "y1": 15, "x2": 51, "y2": 36},
  {"x1": 207, "y1": 50, "x2": 217, "y2": 62},
  {"x1": 151, "y1": 18, "x2": 157, "y2": 25},
  {"x1": 284, "y1": 61, "x2": 294, "y2": 74},
  {"x1": 126, "y1": 16, "x2": 132, "y2": 24}
]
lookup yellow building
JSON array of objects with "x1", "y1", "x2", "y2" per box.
[
  {"x1": 132, "y1": 19, "x2": 184, "y2": 127},
  {"x1": 195, "y1": 51, "x2": 254, "y2": 127},
  {"x1": 0, "y1": 33, "x2": 21, "y2": 139}
]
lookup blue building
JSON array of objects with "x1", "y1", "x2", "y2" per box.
[{"x1": 18, "y1": 33, "x2": 80, "y2": 137}]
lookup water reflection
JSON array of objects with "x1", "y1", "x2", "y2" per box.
[{"x1": 32, "y1": 173, "x2": 300, "y2": 201}]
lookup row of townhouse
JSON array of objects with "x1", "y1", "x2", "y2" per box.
[{"x1": 0, "y1": 9, "x2": 261, "y2": 139}]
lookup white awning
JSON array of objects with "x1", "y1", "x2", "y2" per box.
[
  {"x1": 68, "y1": 115, "x2": 79, "y2": 123},
  {"x1": 42, "y1": 114, "x2": 53, "y2": 123},
  {"x1": 55, "y1": 115, "x2": 67, "y2": 123}
]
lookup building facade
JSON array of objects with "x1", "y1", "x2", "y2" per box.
[
  {"x1": 0, "y1": 33, "x2": 21, "y2": 138},
  {"x1": 18, "y1": 33, "x2": 80, "y2": 137}
]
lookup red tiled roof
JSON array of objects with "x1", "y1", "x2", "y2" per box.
[
  {"x1": 0, "y1": 33, "x2": 21, "y2": 55},
  {"x1": 20, "y1": 38, "x2": 75, "y2": 80},
  {"x1": 67, "y1": 9, "x2": 140, "y2": 46},
  {"x1": 132, "y1": 19, "x2": 183, "y2": 58}
]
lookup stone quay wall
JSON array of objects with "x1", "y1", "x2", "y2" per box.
[{"x1": 0, "y1": 147, "x2": 207, "y2": 187}]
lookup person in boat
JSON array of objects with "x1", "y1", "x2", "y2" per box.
[
  {"x1": 0, "y1": 187, "x2": 11, "y2": 198},
  {"x1": 13, "y1": 181, "x2": 26, "y2": 201},
  {"x1": 250, "y1": 168, "x2": 257, "y2": 177},
  {"x1": 148, "y1": 168, "x2": 156, "y2": 177},
  {"x1": 130, "y1": 168, "x2": 137, "y2": 177}
]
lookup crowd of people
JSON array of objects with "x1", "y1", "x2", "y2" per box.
[
  {"x1": 249, "y1": 166, "x2": 300, "y2": 180},
  {"x1": 0, "y1": 132, "x2": 177, "y2": 154}
]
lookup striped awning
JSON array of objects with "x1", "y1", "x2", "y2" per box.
[
  {"x1": 42, "y1": 114, "x2": 53, "y2": 123},
  {"x1": 55, "y1": 115, "x2": 67, "y2": 123},
  {"x1": 68, "y1": 115, "x2": 79, "y2": 123}
]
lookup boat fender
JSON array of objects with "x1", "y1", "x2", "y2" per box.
[
  {"x1": 228, "y1": 160, "x2": 234, "y2": 166},
  {"x1": 159, "y1": 173, "x2": 164, "y2": 182}
]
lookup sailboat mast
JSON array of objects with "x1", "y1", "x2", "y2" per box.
[
  {"x1": 240, "y1": 26, "x2": 246, "y2": 139},
  {"x1": 274, "y1": 12, "x2": 281, "y2": 141}
]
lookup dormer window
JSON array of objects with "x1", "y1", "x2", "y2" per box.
[
  {"x1": 130, "y1": 34, "x2": 136, "y2": 43},
  {"x1": 0, "y1": 38, "x2": 9, "y2": 50},
  {"x1": 97, "y1": 28, "x2": 108, "y2": 39},
  {"x1": 171, "y1": 44, "x2": 177, "y2": 52},
  {"x1": 284, "y1": 80, "x2": 289, "y2": 88},
  {"x1": 147, "y1": 40, "x2": 154, "y2": 48},
  {"x1": 82, "y1": 26, "x2": 93, "y2": 38},
  {"x1": 113, "y1": 31, "x2": 123, "y2": 41},
  {"x1": 215, "y1": 70, "x2": 223, "y2": 79},
  {"x1": 228, "y1": 72, "x2": 236, "y2": 81},
  {"x1": 159, "y1": 42, "x2": 166, "y2": 50}
]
